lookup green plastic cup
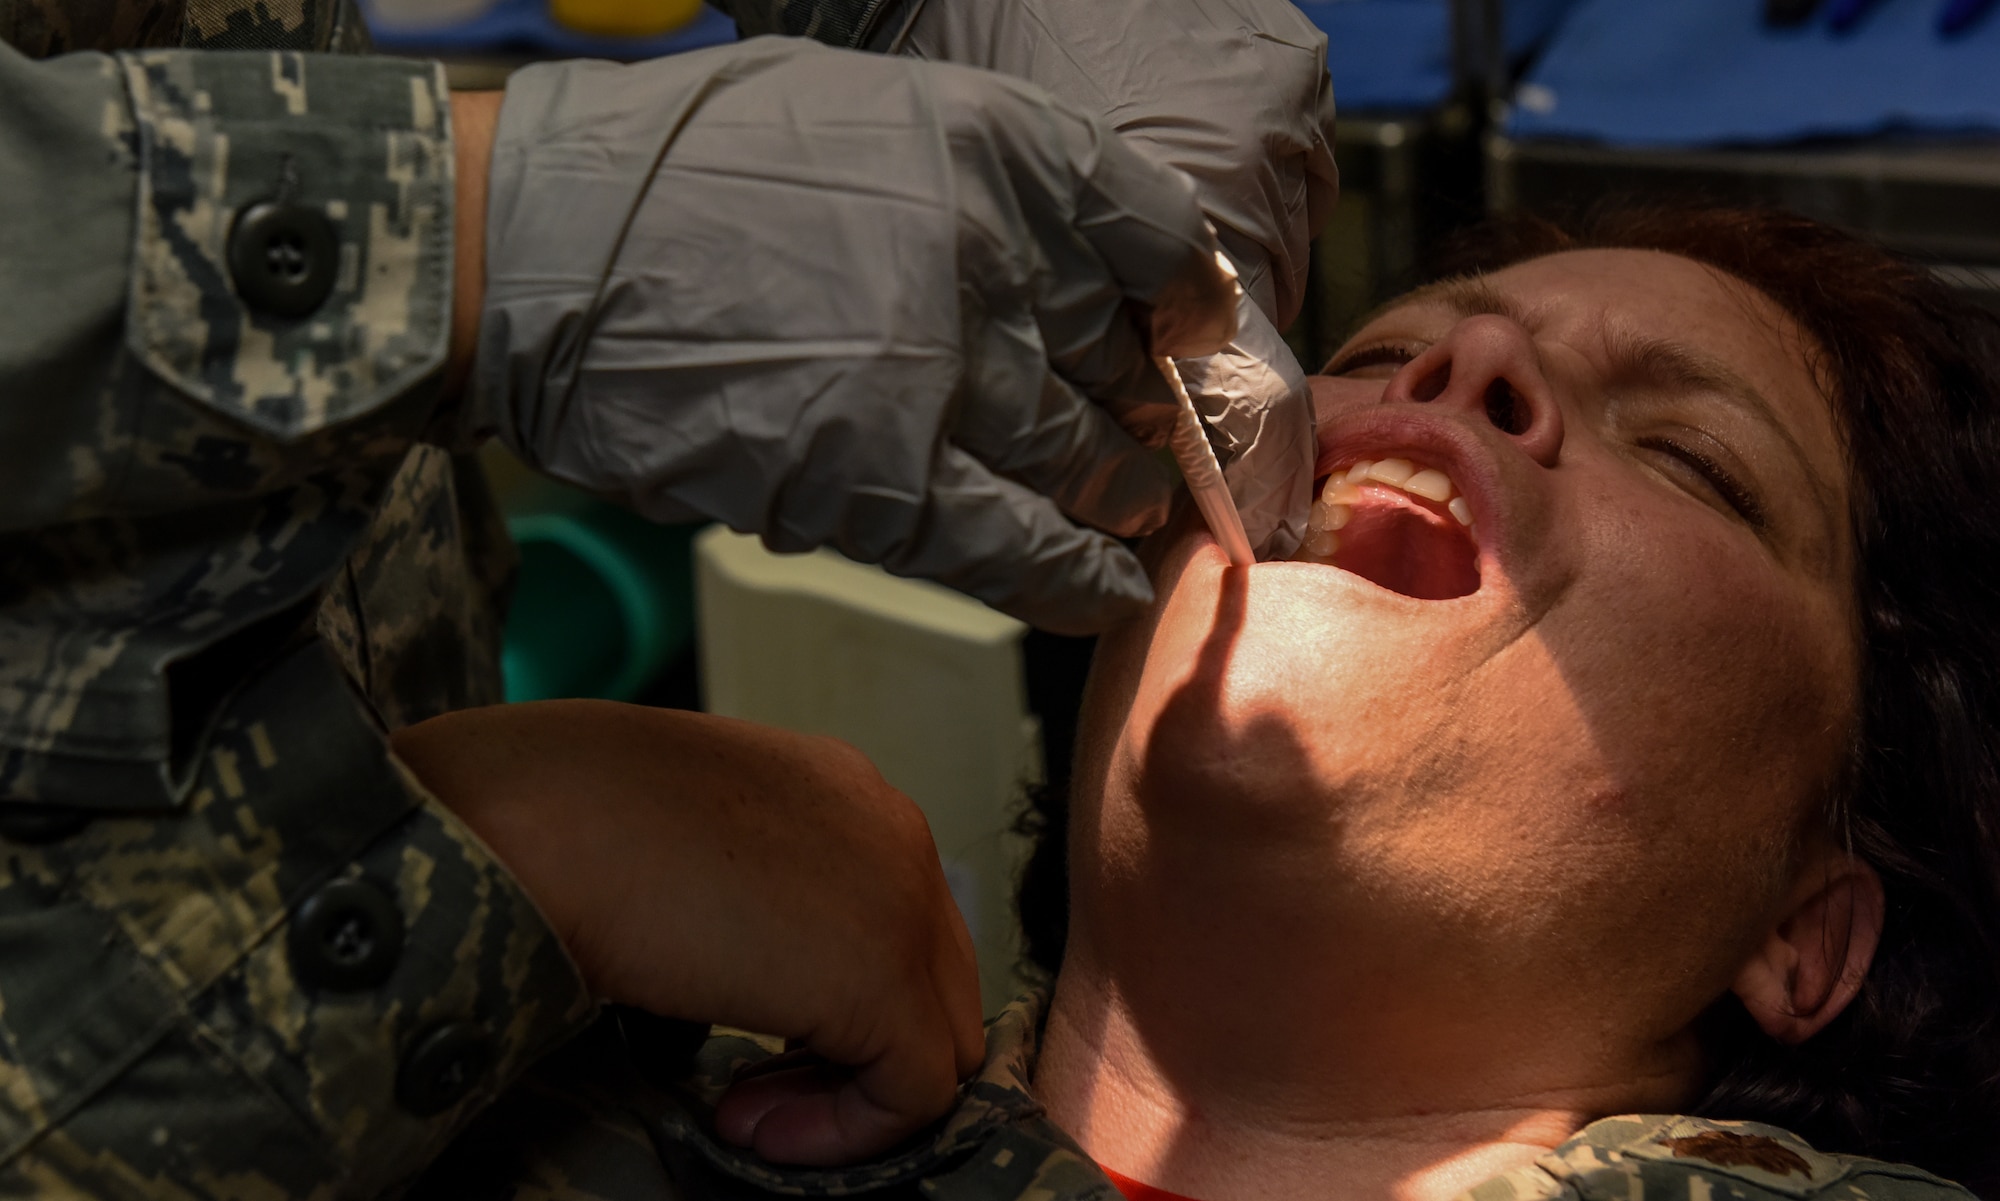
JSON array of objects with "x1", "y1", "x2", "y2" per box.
[{"x1": 501, "y1": 506, "x2": 700, "y2": 702}]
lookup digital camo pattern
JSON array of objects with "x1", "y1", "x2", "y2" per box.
[
  {"x1": 0, "y1": 0, "x2": 369, "y2": 59},
  {"x1": 406, "y1": 991, "x2": 1109, "y2": 1201},
  {"x1": 2, "y1": 0, "x2": 525, "y2": 737},
  {"x1": 2, "y1": 4, "x2": 590, "y2": 1196},
  {"x1": 315, "y1": 443, "x2": 515, "y2": 731},
  {"x1": 121, "y1": 48, "x2": 450, "y2": 439},
  {"x1": 1466, "y1": 1114, "x2": 1976, "y2": 1200},
  {"x1": 0, "y1": 42, "x2": 459, "y2": 809},
  {"x1": 413, "y1": 992, "x2": 1978, "y2": 1201},
  {"x1": 0, "y1": 644, "x2": 594, "y2": 1199}
]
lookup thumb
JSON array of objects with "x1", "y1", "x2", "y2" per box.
[{"x1": 715, "y1": 1038, "x2": 960, "y2": 1166}]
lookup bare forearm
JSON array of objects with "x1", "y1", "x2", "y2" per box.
[
  {"x1": 447, "y1": 89, "x2": 501, "y2": 398},
  {"x1": 389, "y1": 699, "x2": 986, "y2": 1164}
]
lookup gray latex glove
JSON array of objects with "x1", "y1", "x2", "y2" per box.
[
  {"x1": 1174, "y1": 297, "x2": 1316, "y2": 558},
  {"x1": 885, "y1": 0, "x2": 1337, "y2": 557},
  {"x1": 475, "y1": 38, "x2": 1242, "y2": 636},
  {"x1": 886, "y1": 0, "x2": 1335, "y2": 327}
]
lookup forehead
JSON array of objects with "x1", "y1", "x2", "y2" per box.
[
  {"x1": 1380, "y1": 249, "x2": 1797, "y2": 350},
  {"x1": 1484, "y1": 248, "x2": 1790, "y2": 332}
]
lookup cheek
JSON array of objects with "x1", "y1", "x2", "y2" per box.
[
  {"x1": 1543, "y1": 483, "x2": 1855, "y2": 854},
  {"x1": 1377, "y1": 491, "x2": 1857, "y2": 992}
]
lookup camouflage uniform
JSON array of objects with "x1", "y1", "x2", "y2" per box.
[
  {"x1": 0, "y1": 0, "x2": 982, "y2": 1194},
  {"x1": 0, "y1": 2, "x2": 593, "y2": 1196},
  {"x1": 415, "y1": 991, "x2": 1980, "y2": 1201}
]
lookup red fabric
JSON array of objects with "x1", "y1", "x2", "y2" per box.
[{"x1": 1099, "y1": 1165, "x2": 1206, "y2": 1201}]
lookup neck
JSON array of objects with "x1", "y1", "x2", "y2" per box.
[{"x1": 1035, "y1": 930, "x2": 1699, "y2": 1201}]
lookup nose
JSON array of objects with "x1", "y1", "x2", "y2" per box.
[{"x1": 1382, "y1": 315, "x2": 1564, "y2": 467}]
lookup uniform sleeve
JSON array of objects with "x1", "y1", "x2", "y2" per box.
[
  {"x1": 0, "y1": 643, "x2": 598, "y2": 1199},
  {"x1": 0, "y1": 47, "x2": 596, "y2": 1197}
]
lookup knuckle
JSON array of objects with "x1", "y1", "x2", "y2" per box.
[
  {"x1": 892, "y1": 806, "x2": 934, "y2": 852},
  {"x1": 807, "y1": 735, "x2": 887, "y2": 789}
]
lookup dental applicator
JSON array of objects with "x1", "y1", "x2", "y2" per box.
[{"x1": 1156, "y1": 355, "x2": 1256, "y2": 567}]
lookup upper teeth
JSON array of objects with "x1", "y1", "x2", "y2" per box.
[{"x1": 1297, "y1": 457, "x2": 1474, "y2": 560}]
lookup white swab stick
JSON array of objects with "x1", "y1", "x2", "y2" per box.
[{"x1": 1155, "y1": 355, "x2": 1255, "y2": 567}]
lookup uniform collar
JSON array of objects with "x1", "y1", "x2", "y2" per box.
[
  {"x1": 647, "y1": 992, "x2": 1970, "y2": 1200},
  {"x1": 650, "y1": 990, "x2": 1100, "y2": 1197}
]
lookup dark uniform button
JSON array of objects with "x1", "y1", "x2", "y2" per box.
[
  {"x1": 288, "y1": 877, "x2": 404, "y2": 991},
  {"x1": 397, "y1": 1022, "x2": 494, "y2": 1116},
  {"x1": 0, "y1": 805, "x2": 92, "y2": 845},
  {"x1": 227, "y1": 201, "x2": 338, "y2": 318}
]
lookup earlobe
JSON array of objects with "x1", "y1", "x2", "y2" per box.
[{"x1": 1731, "y1": 853, "x2": 1885, "y2": 1045}]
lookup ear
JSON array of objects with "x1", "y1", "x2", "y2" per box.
[{"x1": 1730, "y1": 848, "x2": 1885, "y2": 1045}]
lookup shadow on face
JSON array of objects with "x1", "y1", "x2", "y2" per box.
[{"x1": 1062, "y1": 249, "x2": 1864, "y2": 1115}]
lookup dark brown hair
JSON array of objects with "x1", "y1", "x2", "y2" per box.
[{"x1": 1017, "y1": 207, "x2": 2000, "y2": 1195}]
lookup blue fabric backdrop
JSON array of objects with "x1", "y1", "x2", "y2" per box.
[{"x1": 1508, "y1": 0, "x2": 2000, "y2": 146}]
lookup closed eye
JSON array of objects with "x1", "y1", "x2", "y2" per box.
[
  {"x1": 1325, "y1": 343, "x2": 1422, "y2": 378},
  {"x1": 1637, "y1": 436, "x2": 1768, "y2": 529}
]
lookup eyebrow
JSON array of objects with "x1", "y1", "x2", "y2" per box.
[{"x1": 1598, "y1": 325, "x2": 1842, "y2": 535}]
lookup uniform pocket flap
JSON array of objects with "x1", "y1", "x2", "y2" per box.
[{"x1": 119, "y1": 49, "x2": 452, "y2": 441}]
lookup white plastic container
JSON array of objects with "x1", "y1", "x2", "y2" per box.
[{"x1": 694, "y1": 527, "x2": 1041, "y2": 1015}]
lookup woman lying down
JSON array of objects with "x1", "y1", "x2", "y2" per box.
[{"x1": 399, "y1": 206, "x2": 2000, "y2": 1201}]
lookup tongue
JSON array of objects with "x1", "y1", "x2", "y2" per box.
[{"x1": 1331, "y1": 493, "x2": 1480, "y2": 600}]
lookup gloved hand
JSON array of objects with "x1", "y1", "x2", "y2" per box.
[
  {"x1": 884, "y1": 0, "x2": 1338, "y2": 556},
  {"x1": 1174, "y1": 297, "x2": 1316, "y2": 559},
  {"x1": 474, "y1": 38, "x2": 1240, "y2": 635}
]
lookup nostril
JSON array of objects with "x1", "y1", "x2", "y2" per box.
[
  {"x1": 1485, "y1": 380, "x2": 1526, "y2": 435},
  {"x1": 1411, "y1": 363, "x2": 1449, "y2": 404}
]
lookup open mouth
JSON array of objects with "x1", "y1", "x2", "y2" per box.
[{"x1": 1293, "y1": 458, "x2": 1481, "y2": 601}]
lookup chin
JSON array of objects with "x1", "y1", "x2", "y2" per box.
[{"x1": 1083, "y1": 509, "x2": 1528, "y2": 851}]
